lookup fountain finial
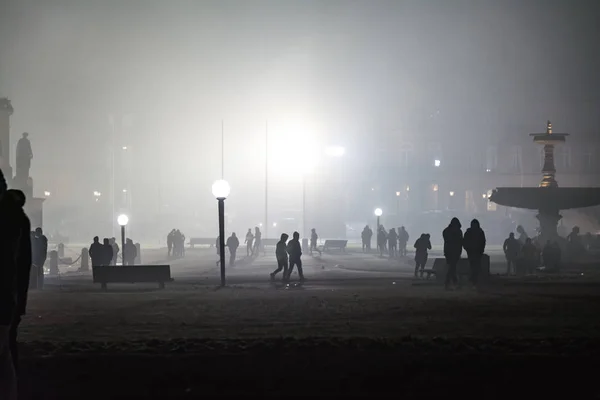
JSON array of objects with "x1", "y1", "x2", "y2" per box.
[{"x1": 546, "y1": 120, "x2": 552, "y2": 134}]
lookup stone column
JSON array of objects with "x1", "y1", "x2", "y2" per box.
[{"x1": 0, "y1": 98, "x2": 13, "y2": 183}]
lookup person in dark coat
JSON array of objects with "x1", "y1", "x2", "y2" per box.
[
  {"x1": 503, "y1": 232, "x2": 520, "y2": 276},
  {"x1": 310, "y1": 228, "x2": 321, "y2": 256},
  {"x1": 31, "y1": 227, "x2": 48, "y2": 273},
  {"x1": 361, "y1": 225, "x2": 372, "y2": 252},
  {"x1": 123, "y1": 239, "x2": 137, "y2": 265},
  {"x1": 387, "y1": 228, "x2": 398, "y2": 258},
  {"x1": 89, "y1": 236, "x2": 104, "y2": 267},
  {"x1": 398, "y1": 226, "x2": 409, "y2": 257},
  {"x1": 443, "y1": 217, "x2": 463, "y2": 290},
  {"x1": 463, "y1": 219, "x2": 486, "y2": 286},
  {"x1": 102, "y1": 238, "x2": 113, "y2": 266},
  {"x1": 6, "y1": 190, "x2": 31, "y2": 374},
  {"x1": 285, "y1": 231, "x2": 304, "y2": 282},
  {"x1": 270, "y1": 233, "x2": 289, "y2": 281},
  {"x1": 0, "y1": 181, "x2": 23, "y2": 399},
  {"x1": 414, "y1": 233, "x2": 432, "y2": 277},
  {"x1": 226, "y1": 233, "x2": 239, "y2": 266},
  {"x1": 167, "y1": 229, "x2": 175, "y2": 257}
]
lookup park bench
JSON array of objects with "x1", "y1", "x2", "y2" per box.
[
  {"x1": 92, "y1": 265, "x2": 173, "y2": 290},
  {"x1": 321, "y1": 239, "x2": 348, "y2": 253},
  {"x1": 189, "y1": 238, "x2": 216, "y2": 248}
]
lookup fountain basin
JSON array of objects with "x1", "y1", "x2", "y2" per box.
[{"x1": 490, "y1": 187, "x2": 600, "y2": 211}]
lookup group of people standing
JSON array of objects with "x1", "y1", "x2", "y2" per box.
[
  {"x1": 0, "y1": 171, "x2": 34, "y2": 399},
  {"x1": 361, "y1": 225, "x2": 410, "y2": 258},
  {"x1": 443, "y1": 217, "x2": 487, "y2": 290},
  {"x1": 167, "y1": 229, "x2": 186, "y2": 258},
  {"x1": 89, "y1": 236, "x2": 137, "y2": 266}
]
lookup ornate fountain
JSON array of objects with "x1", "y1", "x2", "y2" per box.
[{"x1": 490, "y1": 121, "x2": 600, "y2": 244}]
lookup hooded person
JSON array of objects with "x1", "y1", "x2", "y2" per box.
[
  {"x1": 442, "y1": 217, "x2": 463, "y2": 290},
  {"x1": 271, "y1": 233, "x2": 289, "y2": 281},
  {"x1": 226, "y1": 232, "x2": 240, "y2": 266},
  {"x1": 463, "y1": 219, "x2": 486, "y2": 286},
  {"x1": 414, "y1": 233, "x2": 432, "y2": 277}
]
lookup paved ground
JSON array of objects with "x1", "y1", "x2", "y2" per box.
[{"x1": 17, "y1": 247, "x2": 600, "y2": 398}]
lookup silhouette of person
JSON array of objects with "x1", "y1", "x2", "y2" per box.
[
  {"x1": 216, "y1": 235, "x2": 221, "y2": 266},
  {"x1": 285, "y1": 231, "x2": 304, "y2": 282},
  {"x1": 271, "y1": 233, "x2": 289, "y2": 281},
  {"x1": 245, "y1": 229, "x2": 254, "y2": 257},
  {"x1": 414, "y1": 233, "x2": 432, "y2": 277},
  {"x1": 124, "y1": 239, "x2": 137, "y2": 265},
  {"x1": 463, "y1": 219, "x2": 486, "y2": 286},
  {"x1": 310, "y1": 228, "x2": 321, "y2": 256},
  {"x1": 167, "y1": 229, "x2": 175, "y2": 257},
  {"x1": 6, "y1": 190, "x2": 31, "y2": 375},
  {"x1": 0, "y1": 175, "x2": 24, "y2": 399},
  {"x1": 252, "y1": 227, "x2": 262, "y2": 256},
  {"x1": 361, "y1": 225, "x2": 372, "y2": 252},
  {"x1": 103, "y1": 238, "x2": 113, "y2": 266},
  {"x1": 398, "y1": 226, "x2": 409, "y2": 257},
  {"x1": 15, "y1": 132, "x2": 33, "y2": 181},
  {"x1": 443, "y1": 217, "x2": 463, "y2": 290},
  {"x1": 377, "y1": 226, "x2": 387, "y2": 257},
  {"x1": 226, "y1": 233, "x2": 239, "y2": 266},
  {"x1": 89, "y1": 236, "x2": 104, "y2": 267},
  {"x1": 503, "y1": 232, "x2": 520, "y2": 276},
  {"x1": 32, "y1": 227, "x2": 48, "y2": 282},
  {"x1": 110, "y1": 238, "x2": 119, "y2": 265},
  {"x1": 387, "y1": 228, "x2": 398, "y2": 258}
]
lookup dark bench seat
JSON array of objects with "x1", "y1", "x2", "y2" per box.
[{"x1": 92, "y1": 265, "x2": 172, "y2": 290}]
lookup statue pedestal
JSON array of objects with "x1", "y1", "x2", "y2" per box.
[{"x1": 25, "y1": 197, "x2": 45, "y2": 230}]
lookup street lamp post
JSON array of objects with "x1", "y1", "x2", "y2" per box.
[
  {"x1": 212, "y1": 179, "x2": 231, "y2": 287},
  {"x1": 374, "y1": 207, "x2": 383, "y2": 229},
  {"x1": 117, "y1": 214, "x2": 128, "y2": 265}
]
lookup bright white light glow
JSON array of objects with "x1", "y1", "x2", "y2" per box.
[
  {"x1": 374, "y1": 208, "x2": 383, "y2": 217},
  {"x1": 122, "y1": 188, "x2": 127, "y2": 193},
  {"x1": 258, "y1": 223, "x2": 263, "y2": 227},
  {"x1": 406, "y1": 186, "x2": 410, "y2": 192},
  {"x1": 325, "y1": 146, "x2": 345, "y2": 157},
  {"x1": 268, "y1": 119, "x2": 318, "y2": 176},
  {"x1": 396, "y1": 191, "x2": 401, "y2": 197},
  {"x1": 434, "y1": 159, "x2": 441, "y2": 167},
  {"x1": 44, "y1": 191, "x2": 51, "y2": 197},
  {"x1": 273, "y1": 222, "x2": 277, "y2": 227},
  {"x1": 486, "y1": 168, "x2": 491, "y2": 172},
  {"x1": 212, "y1": 179, "x2": 231, "y2": 199},
  {"x1": 433, "y1": 184, "x2": 439, "y2": 192},
  {"x1": 117, "y1": 214, "x2": 129, "y2": 226},
  {"x1": 449, "y1": 191, "x2": 455, "y2": 197},
  {"x1": 122, "y1": 146, "x2": 128, "y2": 150},
  {"x1": 482, "y1": 193, "x2": 488, "y2": 199},
  {"x1": 93, "y1": 191, "x2": 102, "y2": 197}
]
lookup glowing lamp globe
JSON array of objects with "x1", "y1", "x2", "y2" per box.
[
  {"x1": 374, "y1": 208, "x2": 383, "y2": 217},
  {"x1": 117, "y1": 214, "x2": 129, "y2": 226},
  {"x1": 212, "y1": 179, "x2": 231, "y2": 199}
]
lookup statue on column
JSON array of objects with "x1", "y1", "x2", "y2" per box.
[
  {"x1": 15, "y1": 132, "x2": 33, "y2": 198},
  {"x1": 15, "y1": 132, "x2": 33, "y2": 181}
]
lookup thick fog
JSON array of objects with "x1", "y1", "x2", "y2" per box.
[{"x1": 0, "y1": 0, "x2": 599, "y2": 243}]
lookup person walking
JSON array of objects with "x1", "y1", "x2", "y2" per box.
[
  {"x1": 270, "y1": 233, "x2": 289, "y2": 281},
  {"x1": 245, "y1": 228, "x2": 254, "y2": 257},
  {"x1": 285, "y1": 232, "x2": 304, "y2": 282},
  {"x1": 414, "y1": 233, "x2": 432, "y2": 277},
  {"x1": 226, "y1": 233, "x2": 240, "y2": 267}
]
